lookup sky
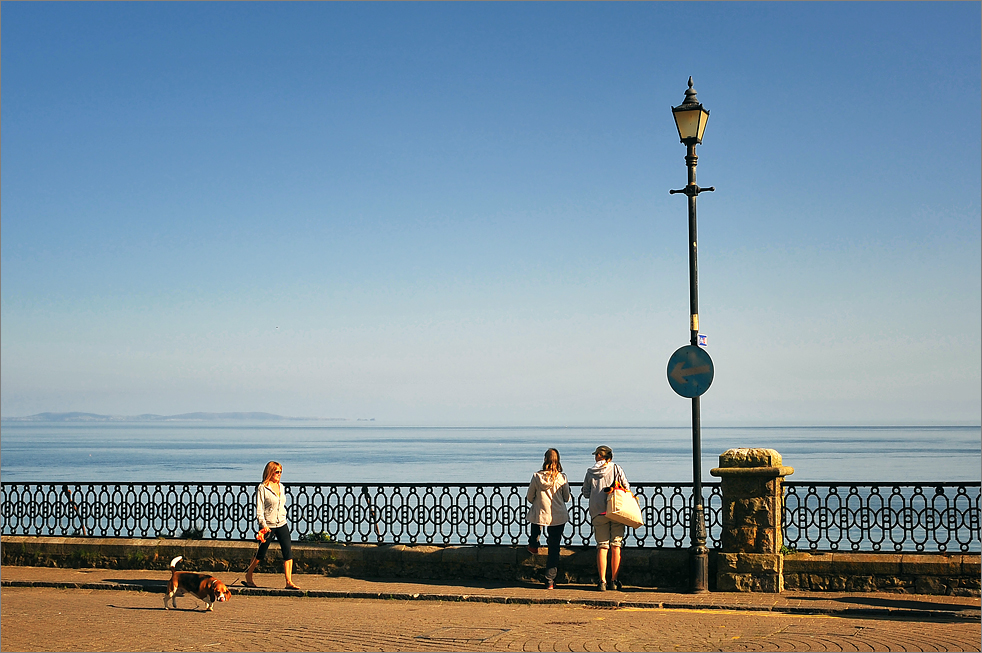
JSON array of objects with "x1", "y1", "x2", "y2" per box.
[{"x1": 1, "y1": 2, "x2": 979, "y2": 426}]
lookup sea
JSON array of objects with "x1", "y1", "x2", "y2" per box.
[{"x1": 0, "y1": 422, "x2": 979, "y2": 485}]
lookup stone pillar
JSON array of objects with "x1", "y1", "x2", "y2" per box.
[{"x1": 710, "y1": 448, "x2": 794, "y2": 593}]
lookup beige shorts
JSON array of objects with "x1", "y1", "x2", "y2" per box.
[{"x1": 592, "y1": 514, "x2": 625, "y2": 549}]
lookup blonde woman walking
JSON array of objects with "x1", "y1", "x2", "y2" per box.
[
  {"x1": 526, "y1": 448, "x2": 571, "y2": 589},
  {"x1": 244, "y1": 461, "x2": 300, "y2": 590}
]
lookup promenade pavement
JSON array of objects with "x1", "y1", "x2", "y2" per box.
[{"x1": 2, "y1": 566, "x2": 980, "y2": 652}]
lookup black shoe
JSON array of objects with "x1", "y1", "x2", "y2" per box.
[
  {"x1": 597, "y1": 581, "x2": 606, "y2": 592},
  {"x1": 545, "y1": 579, "x2": 555, "y2": 590},
  {"x1": 612, "y1": 579, "x2": 623, "y2": 591}
]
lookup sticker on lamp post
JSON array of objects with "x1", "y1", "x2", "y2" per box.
[{"x1": 667, "y1": 345, "x2": 714, "y2": 398}]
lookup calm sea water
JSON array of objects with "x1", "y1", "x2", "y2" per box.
[{"x1": 0, "y1": 422, "x2": 978, "y2": 484}]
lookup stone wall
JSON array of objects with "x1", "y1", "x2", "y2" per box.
[
  {"x1": 2, "y1": 536, "x2": 977, "y2": 596},
  {"x1": 0, "y1": 536, "x2": 692, "y2": 590},
  {"x1": 784, "y1": 552, "x2": 981, "y2": 597},
  {"x1": 716, "y1": 552, "x2": 782, "y2": 593}
]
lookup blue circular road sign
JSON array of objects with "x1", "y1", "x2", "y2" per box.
[{"x1": 667, "y1": 345, "x2": 714, "y2": 398}]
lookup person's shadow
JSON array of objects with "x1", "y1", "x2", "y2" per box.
[
  {"x1": 104, "y1": 578, "x2": 165, "y2": 589},
  {"x1": 109, "y1": 604, "x2": 214, "y2": 612}
]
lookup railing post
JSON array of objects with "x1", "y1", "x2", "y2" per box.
[{"x1": 711, "y1": 448, "x2": 794, "y2": 592}]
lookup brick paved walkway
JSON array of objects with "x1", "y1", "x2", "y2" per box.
[{"x1": 2, "y1": 566, "x2": 979, "y2": 652}]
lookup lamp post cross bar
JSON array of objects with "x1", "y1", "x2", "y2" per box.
[{"x1": 669, "y1": 185, "x2": 715, "y2": 197}]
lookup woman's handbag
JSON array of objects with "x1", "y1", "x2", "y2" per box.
[{"x1": 605, "y1": 465, "x2": 643, "y2": 528}]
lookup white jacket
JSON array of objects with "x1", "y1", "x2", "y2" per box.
[
  {"x1": 581, "y1": 461, "x2": 630, "y2": 519},
  {"x1": 526, "y1": 470, "x2": 571, "y2": 526},
  {"x1": 256, "y1": 482, "x2": 287, "y2": 530}
]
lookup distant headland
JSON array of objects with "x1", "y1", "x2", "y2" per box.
[{"x1": 0, "y1": 412, "x2": 364, "y2": 423}]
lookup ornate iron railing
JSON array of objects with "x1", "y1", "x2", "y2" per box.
[
  {"x1": 783, "y1": 482, "x2": 980, "y2": 553},
  {"x1": 1, "y1": 481, "x2": 979, "y2": 552},
  {"x1": 1, "y1": 481, "x2": 722, "y2": 548}
]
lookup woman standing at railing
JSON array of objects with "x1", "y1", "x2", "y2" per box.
[
  {"x1": 244, "y1": 461, "x2": 301, "y2": 590},
  {"x1": 582, "y1": 445, "x2": 629, "y2": 591},
  {"x1": 526, "y1": 448, "x2": 571, "y2": 590}
]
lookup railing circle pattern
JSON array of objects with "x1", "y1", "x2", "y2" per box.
[
  {"x1": 2, "y1": 482, "x2": 979, "y2": 552},
  {"x1": 782, "y1": 483, "x2": 980, "y2": 553}
]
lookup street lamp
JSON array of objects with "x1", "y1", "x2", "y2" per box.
[
  {"x1": 671, "y1": 77, "x2": 710, "y2": 146},
  {"x1": 669, "y1": 76, "x2": 715, "y2": 594}
]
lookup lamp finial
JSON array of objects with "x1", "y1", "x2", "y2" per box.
[{"x1": 683, "y1": 77, "x2": 699, "y2": 106}]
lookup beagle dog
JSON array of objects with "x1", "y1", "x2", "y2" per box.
[{"x1": 164, "y1": 556, "x2": 231, "y2": 611}]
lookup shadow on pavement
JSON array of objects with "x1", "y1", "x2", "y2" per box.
[
  {"x1": 109, "y1": 603, "x2": 217, "y2": 613},
  {"x1": 105, "y1": 578, "x2": 165, "y2": 587},
  {"x1": 799, "y1": 595, "x2": 980, "y2": 613},
  {"x1": 347, "y1": 577, "x2": 543, "y2": 592},
  {"x1": 108, "y1": 604, "x2": 169, "y2": 611}
]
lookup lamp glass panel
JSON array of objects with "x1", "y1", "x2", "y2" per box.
[
  {"x1": 674, "y1": 109, "x2": 703, "y2": 142},
  {"x1": 696, "y1": 109, "x2": 709, "y2": 141}
]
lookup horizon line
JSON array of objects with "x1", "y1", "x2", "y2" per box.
[{"x1": 1, "y1": 411, "x2": 978, "y2": 430}]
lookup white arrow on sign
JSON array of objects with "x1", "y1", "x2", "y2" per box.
[{"x1": 669, "y1": 362, "x2": 711, "y2": 385}]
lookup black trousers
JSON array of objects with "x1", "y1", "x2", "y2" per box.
[
  {"x1": 529, "y1": 523, "x2": 565, "y2": 580},
  {"x1": 256, "y1": 524, "x2": 293, "y2": 562}
]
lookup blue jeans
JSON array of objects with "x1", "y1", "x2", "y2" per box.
[{"x1": 530, "y1": 523, "x2": 565, "y2": 580}]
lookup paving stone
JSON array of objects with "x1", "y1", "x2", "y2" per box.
[{"x1": 1, "y1": 584, "x2": 979, "y2": 653}]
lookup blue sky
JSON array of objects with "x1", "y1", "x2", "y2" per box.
[{"x1": 2, "y1": 2, "x2": 979, "y2": 425}]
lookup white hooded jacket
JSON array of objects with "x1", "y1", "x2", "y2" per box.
[
  {"x1": 526, "y1": 470, "x2": 571, "y2": 526},
  {"x1": 581, "y1": 460, "x2": 630, "y2": 519}
]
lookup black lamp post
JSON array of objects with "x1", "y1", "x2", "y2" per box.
[{"x1": 670, "y1": 77, "x2": 714, "y2": 594}]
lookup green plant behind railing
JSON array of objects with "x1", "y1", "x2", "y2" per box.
[{"x1": 299, "y1": 531, "x2": 334, "y2": 543}]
